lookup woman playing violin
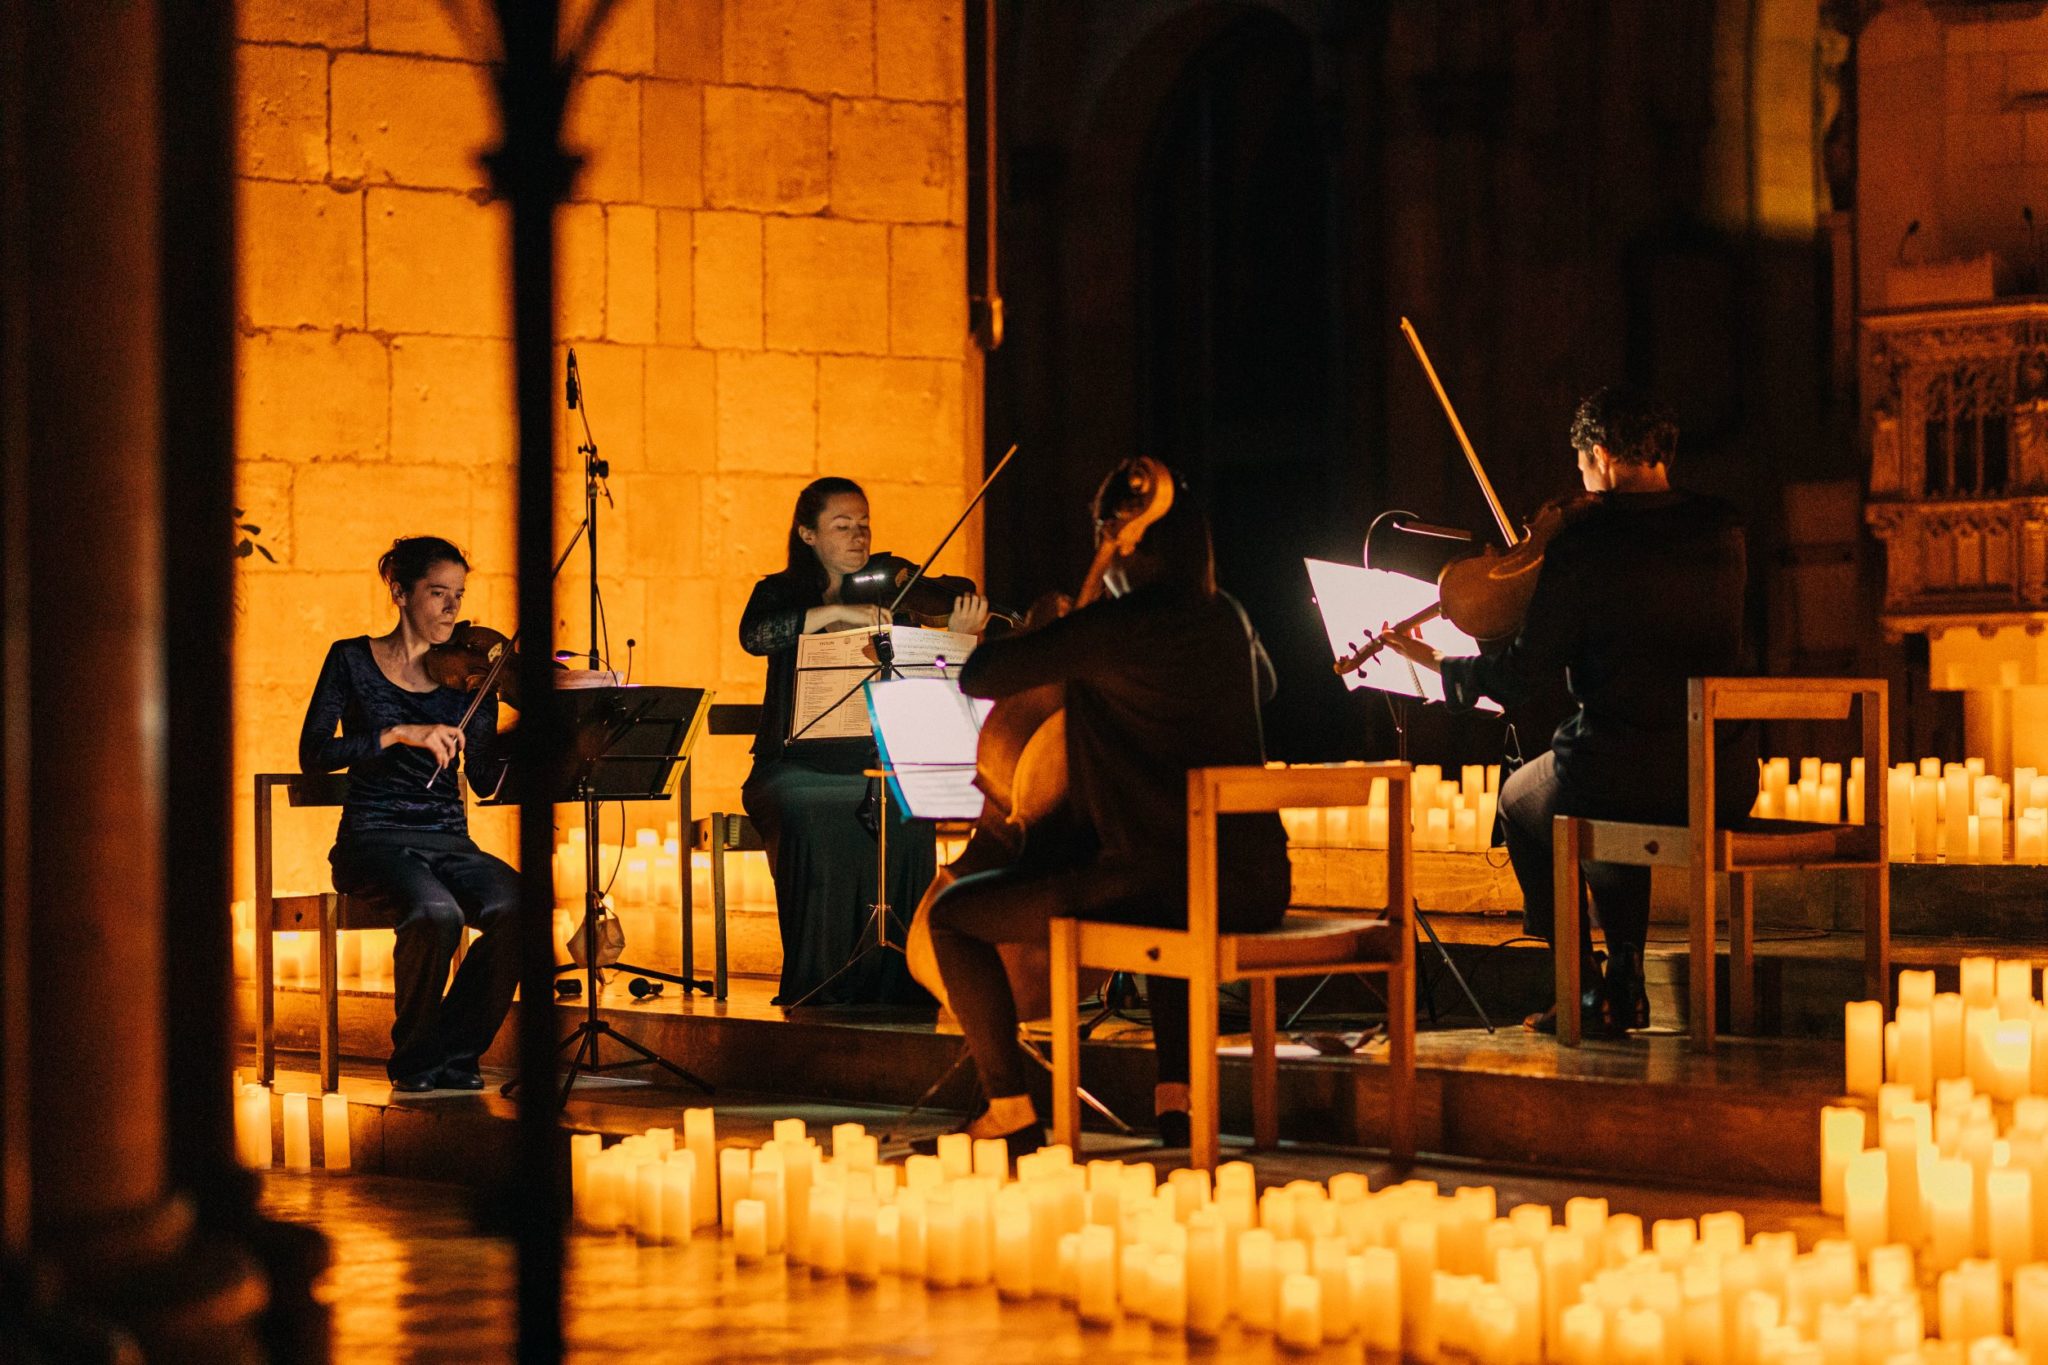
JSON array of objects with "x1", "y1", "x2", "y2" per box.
[
  {"x1": 1380, "y1": 388, "x2": 1753, "y2": 1037},
  {"x1": 740, "y1": 476, "x2": 990, "y2": 1007},
  {"x1": 298, "y1": 535, "x2": 519, "y2": 1092},
  {"x1": 924, "y1": 463, "x2": 1288, "y2": 1157}
]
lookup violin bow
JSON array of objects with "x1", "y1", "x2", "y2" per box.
[
  {"x1": 1398, "y1": 318, "x2": 1520, "y2": 549},
  {"x1": 425, "y1": 635, "x2": 513, "y2": 790},
  {"x1": 884, "y1": 443, "x2": 1019, "y2": 621}
]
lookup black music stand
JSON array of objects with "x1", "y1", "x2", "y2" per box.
[{"x1": 486, "y1": 684, "x2": 713, "y2": 1104}]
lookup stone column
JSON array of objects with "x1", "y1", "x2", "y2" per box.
[{"x1": 15, "y1": 2, "x2": 266, "y2": 1357}]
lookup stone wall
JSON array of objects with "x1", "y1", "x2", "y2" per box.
[{"x1": 234, "y1": 0, "x2": 979, "y2": 897}]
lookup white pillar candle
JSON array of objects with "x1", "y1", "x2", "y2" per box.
[
  {"x1": 925, "y1": 1194, "x2": 962, "y2": 1289},
  {"x1": 1989, "y1": 1166, "x2": 2033, "y2": 1273},
  {"x1": 1312, "y1": 1236, "x2": 1351, "y2": 1341},
  {"x1": 1913, "y1": 775, "x2": 1939, "y2": 859},
  {"x1": 1962, "y1": 957, "x2": 1997, "y2": 1009},
  {"x1": 936, "y1": 1132, "x2": 972, "y2": 1181},
  {"x1": 956, "y1": 1180, "x2": 991, "y2": 1288},
  {"x1": 1186, "y1": 1213, "x2": 1226, "y2": 1338},
  {"x1": 2014, "y1": 1262, "x2": 2048, "y2": 1361},
  {"x1": 282, "y1": 1092, "x2": 312, "y2": 1172},
  {"x1": 1966, "y1": 1005, "x2": 2001, "y2": 1092},
  {"x1": 684, "y1": 1109, "x2": 716, "y2": 1228},
  {"x1": 1933, "y1": 993, "x2": 1966, "y2": 1079},
  {"x1": 1821, "y1": 1106, "x2": 1865, "y2": 1216},
  {"x1": 734, "y1": 1199, "x2": 767, "y2": 1262},
  {"x1": 719, "y1": 1148, "x2": 750, "y2": 1231},
  {"x1": 1077, "y1": 1224, "x2": 1118, "y2": 1325},
  {"x1": 1276, "y1": 1272, "x2": 1323, "y2": 1353},
  {"x1": 1353, "y1": 1246, "x2": 1400, "y2": 1354},
  {"x1": 1844, "y1": 1149, "x2": 1888, "y2": 1256},
  {"x1": 1556, "y1": 1300, "x2": 1604, "y2": 1365},
  {"x1": 1425, "y1": 806, "x2": 1449, "y2": 851},
  {"x1": 1947, "y1": 768, "x2": 1973, "y2": 854},
  {"x1": 319, "y1": 1093, "x2": 350, "y2": 1171},
  {"x1": 1612, "y1": 1306, "x2": 1665, "y2": 1365},
  {"x1": 235, "y1": 1084, "x2": 272, "y2": 1169},
  {"x1": 1396, "y1": 1215, "x2": 1439, "y2": 1360},
  {"x1": 1845, "y1": 1001, "x2": 1883, "y2": 1098},
  {"x1": 843, "y1": 1196, "x2": 878, "y2": 1282},
  {"x1": 659, "y1": 1157, "x2": 693, "y2": 1245},
  {"x1": 972, "y1": 1137, "x2": 1008, "y2": 1182},
  {"x1": 993, "y1": 1197, "x2": 1031, "y2": 1300},
  {"x1": 895, "y1": 1188, "x2": 927, "y2": 1280},
  {"x1": 632, "y1": 1158, "x2": 666, "y2": 1243},
  {"x1": 2002, "y1": 961, "x2": 2037, "y2": 1018},
  {"x1": 1150, "y1": 1250, "x2": 1188, "y2": 1330},
  {"x1": 1896, "y1": 1006, "x2": 1934, "y2": 1099},
  {"x1": 1927, "y1": 1157, "x2": 1974, "y2": 1271},
  {"x1": 1888, "y1": 767, "x2": 1914, "y2": 858},
  {"x1": 569, "y1": 1132, "x2": 602, "y2": 1221},
  {"x1": 1237, "y1": 1227, "x2": 1277, "y2": 1331},
  {"x1": 809, "y1": 1184, "x2": 846, "y2": 1275},
  {"x1": 748, "y1": 1162, "x2": 786, "y2": 1254},
  {"x1": 1980, "y1": 797, "x2": 2008, "y2": 861}
]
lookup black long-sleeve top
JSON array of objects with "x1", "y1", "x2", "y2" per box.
[
  {"x1": 299, "y1": 636, "x2": 504, "y2": 847},
  {"x1": 1439, "y1": 489, "x2": 1752, "y2": 812},
  {"x1": 738, "y1": 570, "x2": 891, "y2": 769},
  {"x1": 957, "y1": 585, "x2": 1287, "y2": 875}
]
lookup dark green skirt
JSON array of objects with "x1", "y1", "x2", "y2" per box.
[{"x1": 743, "y1": 754, "x2": 936, "y2": 1007}]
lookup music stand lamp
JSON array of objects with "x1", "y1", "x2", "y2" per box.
[{"x1": 488, "y1": 683, "x2": 714, "y2": 1104}]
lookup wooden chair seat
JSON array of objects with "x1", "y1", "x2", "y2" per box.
[
  {"x1": 272, "y1": 891, "x2": 392, "y2": 933},
  {"x1": 1052, "y1": 763, "x2": 1417, "y2": 1171}
]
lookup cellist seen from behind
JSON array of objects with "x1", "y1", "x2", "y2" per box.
[{"x1": 1381, "y1": 387, "x2": 1753, "y2": 1037}]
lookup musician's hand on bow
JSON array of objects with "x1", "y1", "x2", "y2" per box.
[
  {"x1": 385, "y1": 723, "x2": 465, "y2": 766},
  {"x1": 947, "y1": 593, "x2": 990, "y2": 635},
  {"x1": 1377, "y1": 623, "x2": 1443, "y2": 673}
]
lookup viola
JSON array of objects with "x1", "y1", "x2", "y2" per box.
[{"x1": 841, "y1": 551, "x2": 1022, "y2": 631}]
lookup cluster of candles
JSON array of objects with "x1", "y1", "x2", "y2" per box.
[
  {"x1": 1879, "y1": 758, "x2": 2048, "y2": 865},
  {"x1": 1842, "y1": 962, "x2": 2048, "y2": 1104},
  {"x1": 1277, "y1": 763, "x2": 1502, "y2": 854},
  {"x1": 570, "y1": 1110, "x2": 1962, "y2": 1362},
  {"x1": 232, "y1": 1079, "x2": 351, "y2": 1172},
  {"x1": 1751, "y1": 757, "x2": 1867, "y2": 826}
]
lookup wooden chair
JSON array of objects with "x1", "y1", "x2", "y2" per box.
[
  {"x1": 253, "y1": 772, "x2": 398, "y2": 1092},
  {"x1": 1554, "y1": 677, "x2": 1888, "y2": 1051},
  {"x1": 677, "y1": 702, "x2": 765, "y2": 1002},
  {"x1": 1050, "y1": 762, "x2": 1416, "y2": 1171}
]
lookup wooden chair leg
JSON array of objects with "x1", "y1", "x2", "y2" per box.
[
  {"x1": 1864, "y1": 863, "x2": 1890, "y2": 1010},
  {"x1": 320, "y1": 897, "x2": 341, "y2": 1093},
  {"x1": 1049, "y1": 918, "x2": 1082, "y2": 1152},
  {"x1": 1729, "y1": 873, "x2": 1756, "y2": 1036},
  {"x1": 711, "y1": 824, "x2": 730, "y2": 1002},
  {"x1": 1690, "y1": 850, "x2": 1718, "y2": 1052},
  {"x1": 1250, "y1": 976, "x2": 1278, "y2": 1150},
  {"x1": 1189, "y1": 957, "x2": 1222, "y2": 1172},
  {"x1": 257, "y1": 924, "x2": 276, "y2": 1086},
  {"x1": 1384, "y1": 961, "x2": 1416, "y2": 1165},
  {"x1": 1554, "y1": 817, "x2": 1584, "y2": 1047}
]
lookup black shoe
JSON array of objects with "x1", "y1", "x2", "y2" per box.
[
  {"x1": 1156, "y1": 1109, "x2": 1191, "y2": 1149},
  {"x1": 1523, "y1": 988, "x2": 1615, "y2": 1037},
  {"x1": 390, "y1": 1071, "x2": 438, "y2": 1093},
  {"x1": 1601, "y1": 945, "x2": 1650, "y2": 1032},
  {"x1": 436, "y1": 1067, "x2": 484, "y2": 1091}
]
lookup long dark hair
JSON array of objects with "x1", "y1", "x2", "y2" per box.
[
  {"x1": 378, "y1": 535, "x2": 469, "y2": 595},
  {"x1": 781, "y1": 476, "x2": 866, "y2": 592}
]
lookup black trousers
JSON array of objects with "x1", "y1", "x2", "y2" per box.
[
  {"x1": 927, "y1": 852, "x2": 1285, "y2": 1101},
  {"x1": 330, "y1": 837, "x2": 521, "y2": 1081}
]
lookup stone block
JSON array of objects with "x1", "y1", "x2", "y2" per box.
[
  {"x1": 715, "y1": 352, "x2": 816, "y2": 473},
  {"x1": 607, "y1": 205, "x2": 659, "y2": 344},
  {"x1": 876, "y1": 0, "x2": 961, "y2": 103},
  {"x1": 693, "y1": 211, "x2": 763, "y2": 349},
  {"x1": 948, "y1": 105, "x2": 966, "y2": 226},
  {"x1": 816, "y1": 356, "x2": 960, "y2": 483},
  {"x1": 887, "y1": 224, "x2": 964, "y2": 358},
  {"x1": 703, "y1": 87, "x2": 827, "y2": 213},
  {"x1": 569, "y1": 0, "x2": 656, "y2": 75},
  {"x1": 829, "y1": 98, "x2": 950, "y2": 222},
  {"x1": 645, "y1": 346, "x2": 715, "y2": 473},
  {"x1": 557, "y1": 341, "x2": 646, "y2": 470},
  {"x1": 1948, "y1": 112, "x2": 2023, "y2": 168},
  {"x1": 657, "y1": 0, "x2": 723, "y2": 81},
  {"x1": 703, "y1": 473, "x2": 815, "y2": 581},
  {"x1": 238, "y1": 329, "x2": 389, "y2": 464},
  {"x1": 236, "y1": 460, "x2": 297, "y2": 567},
  {"x1": 554, "y1": 576, "x2": 646, "y2": 670},
  {"x1": 366, "y1": 188, "x2": 510, "y2": 337},
  {"x1": 638, "y1": 576, "x2": 720, "y2": 690},
  {"x1": 367, "y1": 0, "x2": 486, "y2": 58},
  {"x1": 462, "y1": 466, "x2": 516, "y2": 580},
  {"x1": 557, "y1": 201, "x2": 607, "y2": 341},
  {"x1": 642, "y1": 80, "x2": 704, "y2": 208},
  {"x1": 237, "y1": 43, "x2": 328, "y2": 182},
  {"x1": 236, "y1": 571, "x2": 385, "y2": 692},
  {"x1": 239, "y1": 0, "x2": 365, "y2": 47},
  {"x1": 614, "y1": 473, "x2": 702, "y2": 577},
  {"x1": 859, "y1": 480, "x2": 975, "y2": 578},
  {"x1": 239, "y1": 180, "x2": 364, "y2": 330},
  {"x1": 290, "y1": 462, "x2": 474, "y2": 574},
  {"x1": 331, "y1": 52, "x2": 496, "y2": 192},
  {"x1": 723, "y1": 0, "x2": 874, "y2": 96},
  {"x1": 389, "y1": 335, "x2": 515, "y2": 467},
  {"x1": 764, "y1": 216, "x2": 888, "y2": 354},
  {"x1": 657, "y1": 209, "x2": 694, "y2": 346},
  {"x1": 1941, "y1": 12, "x2": 2048, "y2": 55},
  {"x1": 566, "y1": 74, "x2": 641, "y2": 204}
]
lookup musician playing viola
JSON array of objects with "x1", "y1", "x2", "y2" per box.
[
  {"x1": 740, "y1": 476, "x2": 990, "y2": 1007},
  {"x1": 925, "y1": 465, "x2": 1288, "y2": 1156},
  {"x1": 1382, "y1": 388, "x2": 1753, "y2": 1036},
  {"x1": 298, "y1": 535, "x2": 518, "y2": 1091}
]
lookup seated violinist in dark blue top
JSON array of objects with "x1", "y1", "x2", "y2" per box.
[{"x1": 298, "y1": 535, "x2": 518, "y2": 1092}]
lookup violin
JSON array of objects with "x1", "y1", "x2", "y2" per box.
[
  {"x1": 1333, "y1": 318, "x2": 1592, "y2": 678},
  {"x1": 841, "y1": 552, "x2": 1023, "y2": 631},
  {"x1": 424, "y1": 621, "x2": 523, "y2": 707}
]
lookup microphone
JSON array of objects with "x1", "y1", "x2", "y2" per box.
[
  {"x1": 628, "y1": 977, "x2": 664, "y2": 999},
  {"x1": 566, "y1": 347, "x2": 581, "y2": 409}
]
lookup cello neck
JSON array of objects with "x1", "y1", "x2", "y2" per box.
[{"x1": 1398, "y1": 317, "x2": 1518, "y2": 547}]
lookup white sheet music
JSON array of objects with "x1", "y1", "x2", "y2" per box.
[
  {"x1": 1304, "y1": 559, "x2": 1501, "y2": 712},
  {"x1": 789, "y1": 626, "x2": 980, "y2": 743},
  {"x1": 864, "y1": 675, "x2": 991, "y2": 821}
]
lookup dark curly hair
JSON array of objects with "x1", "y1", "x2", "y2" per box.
[
  {"x1": 1569, "y1": 386, "x2": 1678, "y2": 468},
  {"x1": 377, "y1": 535, "x2": 469, "y2": 594}
]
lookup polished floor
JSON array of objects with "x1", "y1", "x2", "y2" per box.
[{"x1": 265, "y1": 1144, "x2": 1830, "y2": 1365}]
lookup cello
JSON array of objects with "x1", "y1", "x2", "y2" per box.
[{"x1": 904, "y1": 457, "x2": 1177, "y2": 1021}]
